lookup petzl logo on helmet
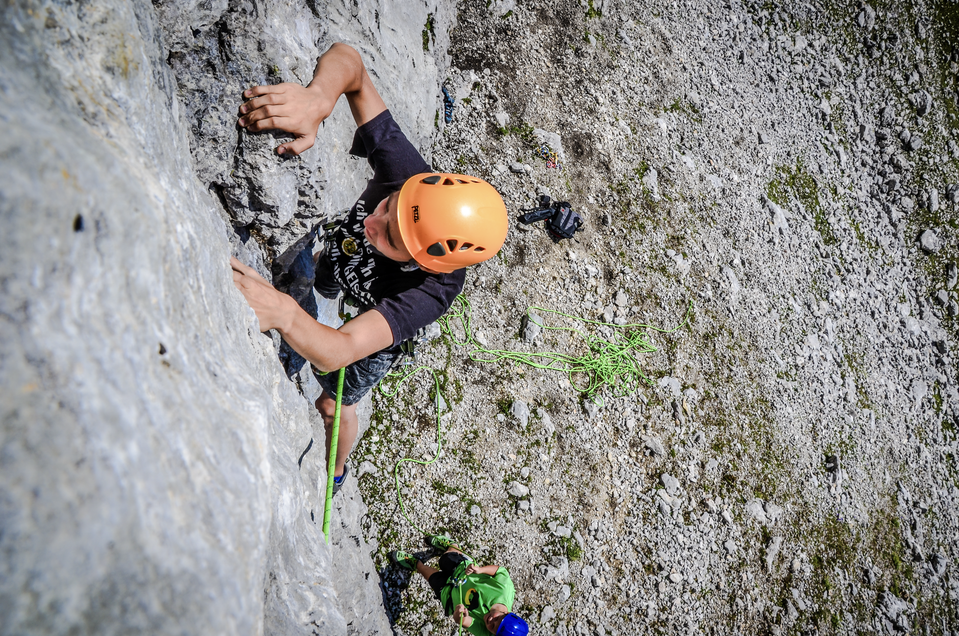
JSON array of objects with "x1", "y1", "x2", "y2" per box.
[{"x1": 412, "y1": 205, "x2": 420, "y2": 222}]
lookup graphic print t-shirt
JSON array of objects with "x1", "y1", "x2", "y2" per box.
[{"x1": 324, "y1": 110, "x2": 465, "y2": 347}]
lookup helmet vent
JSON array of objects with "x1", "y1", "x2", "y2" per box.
[
  {"x1": 455, "y1": 179, "x2": 467, "y2": 184},
  {"x1": 421, "y1": 175, "x2": 442, "y2": 184},
  {"x1": 442, "y1": 178, "x2": 456, "y2": 185},
  {"x1": 427, "y1": 242, "x2": 446, "y2": 256},
  {"x1": 459, "y1": 242, "x2": 473, "y2": 251},
  {"x1": 446, "y1": 239, "x2": 459, "y2": 252},
  {"x1": 474, "y1": 246, "x2": 485, "y2": 252}
]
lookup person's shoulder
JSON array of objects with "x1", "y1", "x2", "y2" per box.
[
  {"x1": 492, "y1": 567, "x2": 515, "y2": 590},
  {"x1": 426, "y1": 266, "x2": 465, "y2": 288},
  {"x1": 353, "y1": 109, "x2": 430, "y2": 183}
]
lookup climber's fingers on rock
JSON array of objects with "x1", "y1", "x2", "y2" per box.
[
  {"x1": 238, "y1": 84, "x2": 303, "y2": 128},
  {"x1": 242, "y1": 83, "x2": 290, "y2": 101},
  {"x1": 230, "y1": 257, "x2": 267, "y2": 284},
  {"x1": 242, "y1": 103, "x2": 280, "y2": 123},
  {"x1": 239, "y1": 100, "x2": 290, "y2": 128},
  {"x1": 277, "y1": 135, "x2": 316, "y2": 156},
  {"x1": 244, "y1": 115, "x2": 291, "y2": 133},
  {"x1": 238, "y1": 92, "x2": 282, "y2": 116}
]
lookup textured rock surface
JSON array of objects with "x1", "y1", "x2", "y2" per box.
[
  {"x1": 156, "y1": 0, "x2": 454, "y2": 256},
  {"x1": 0, "y1": 1, "x2": 345, "y2": 634},
  {"x1": 7, "y1": 0, "x2": 959, "y2": 634},
  {"x1": 1, "y1": 0, "x2": 452, "y2": 634}
]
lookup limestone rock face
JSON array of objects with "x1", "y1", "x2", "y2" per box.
[
  {"x1": 0, "y1": 2, "x2": 342, "y2": 634},
  {"x1": 156, "y1": 0, "x2": 453, "y2": 254},
  {"x1": 0, "y1": 0, "x2": 451, "y2": 634}
]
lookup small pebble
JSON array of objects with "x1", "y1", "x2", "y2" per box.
[
  {"x1": 644, "y1": 436, "x2": 666, "y2": 456},
  {"x1": 920, "y1": 229, "x2": 941, "y2": 254},
  {"x1": 508, "y1": 481, "x2": 530, "y2": 497},
  {"x1": 660, "y1": 473, "x2": 680, "y2": 496}
]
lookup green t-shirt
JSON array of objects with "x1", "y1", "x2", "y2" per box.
[{"x1": 440, "y1": 567, "x2": 516, "y2": 636}]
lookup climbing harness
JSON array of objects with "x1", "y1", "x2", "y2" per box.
[
  {"x1": 398, "y1": 324, "x2": 430, "y2": 365},
  {"x1": 452, "y1": 562, "x2": 470, "y2": 635}
]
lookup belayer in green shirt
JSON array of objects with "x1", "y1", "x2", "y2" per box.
[{"x1": 391, "y1": 535, "x2": 529, "y2": 636}]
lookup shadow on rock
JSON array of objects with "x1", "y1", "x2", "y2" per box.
[
  {"x1": 380, "y1": 549, "x2": 435, "y2": 628},
  {"x1": 271, "y1": 225, "x2": 320, "y2": 378}
]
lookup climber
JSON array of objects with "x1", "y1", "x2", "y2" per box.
[
  {"x1": 230, "y1": 42, "x2": 508, "y2": 495},
  {"x1": 390, "y1": 535, "x2": 529, "y2": 636}
]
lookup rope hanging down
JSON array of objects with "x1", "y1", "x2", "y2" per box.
[
  {"x1": 378, "y1": 295, "x2": 690, "y2": 536},
  {"x1": 373, "y1": 296, "x2": 688, "y2": 633},
  {"x1": 438, "y1": 295, "x2": 692, "y2": 400},
  {"x1": 321, "y1": 367, "x2": 346, "y2": 543},
  {"x1": 378, "y1": 366, "x2": 457, "y2": 538},
  {"x1": 379, "y1": 366, "x2": 476, "y2": 634},
  {"x1": 378, "y1": 365, "x2": 474, "y2": 636}
]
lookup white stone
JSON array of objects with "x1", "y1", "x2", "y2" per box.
[{"x1": 508, "y1": 481, "x2": 530, "y2": 497}]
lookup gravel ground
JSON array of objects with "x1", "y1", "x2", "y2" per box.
[{"x1": 350, "y1": 1, "x2": 959, "y2": 634}]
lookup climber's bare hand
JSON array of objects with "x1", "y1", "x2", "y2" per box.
[
  {"x1": 230, "y1": 256, "x2": 296, "y2": 332},
  {"x1": 237, "y1": 83, "x2": 333, "y2": 156}
]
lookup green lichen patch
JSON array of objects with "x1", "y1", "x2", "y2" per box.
[
  {"x1": 422, "y1": 13, "x2": 435, "y2": 52},
  {"x1": 585, "y1": 0, "x2": 602, "y2": 20},
  {"x1": 495, "y1": 120, "x2": 535, "y2": 143},
  {"x1": 866, "y1": 498, "x2": 915, "y2": 598},
  {"x1": 766, "y1": 161, "x2": 836, "y2": 247}
]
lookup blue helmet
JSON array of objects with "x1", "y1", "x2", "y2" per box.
[{"x1": 496, "y1": 613, "x2": 529, "y2": 636}]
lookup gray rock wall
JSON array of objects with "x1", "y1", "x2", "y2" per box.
[
  {"x1": 0, "y1": 0, "x2": 453, "y2": 634},
  {"x1": 157, "y1": 0, "x2": 453, "y2": 255}
]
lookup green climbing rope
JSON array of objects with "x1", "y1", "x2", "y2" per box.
[
  {"x1": 321, "y1": 366, "x2": 346, "y2": 543},
  {"x1": 377, "y1": 365, "x2": 475, "y2": 636},
  {"x1": 382, "y1": 297, "x2": 689, "y2": 534},
  {"x1": 378, "y1": 365, "x2": 454, "y2": 538},
  {"x1": 439, "y1": 294, "x2": 691, "y2": 400},
  {"x1": 378, "y1": 295, "x2": 689, "y2": 632}
]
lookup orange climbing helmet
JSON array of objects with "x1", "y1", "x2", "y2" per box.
[{"x1": 395, "y1": 173, "x2": 508, "y2": 273}]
